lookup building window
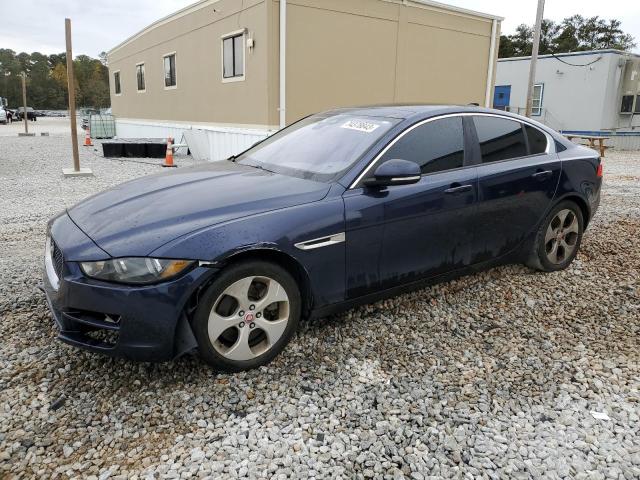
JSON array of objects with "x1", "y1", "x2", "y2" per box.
[
  {"x1": 636, "y1": 96, "x2": 640, "y2": 114},
  {"x1": 136, "y1": 63, "x2": 145, "y2": 92},
  {"x1": 163, "y1": 53, "x2": 177, "y2": 88},
  {"x1": 222, "y1": 32, "x2": 245, "y2": 81},
  {"x1": 621, "y1": 95, "x2": 634, "y2": 113},
  {"x1": 113, "y1": 71, "x2": 121, "y2": 95},
  {"x1": 532, "y1": 84, "x2": 544, "y2": 116}
]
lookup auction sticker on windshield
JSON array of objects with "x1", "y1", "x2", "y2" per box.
[{"x1": 341, "y1": 119, "x2": 382, "y2": 134}]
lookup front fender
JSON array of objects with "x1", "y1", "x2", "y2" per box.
[{"x1": 150, "y1": 197, "x2": 347, "y2": 307}]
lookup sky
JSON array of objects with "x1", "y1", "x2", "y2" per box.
[{"x1": 1, "y1": 0, "x2": 639, "y2": 58}]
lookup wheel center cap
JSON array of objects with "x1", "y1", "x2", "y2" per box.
[{"x1": 244, "y1": 312, "x2": 255, "y2": 322}]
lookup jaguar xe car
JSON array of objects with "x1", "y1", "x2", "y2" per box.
[{"x1": 42, "y1": 106, "x2": 602, "y2": 371}]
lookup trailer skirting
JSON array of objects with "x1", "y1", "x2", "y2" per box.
[{"x1": 114, "y1": 119, "x2": 273, "y2": 161}]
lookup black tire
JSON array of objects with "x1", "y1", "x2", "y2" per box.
[
  {"x1": 527, "y1": 200, "x2": 584, "y2": 272},
  {"x1": 192, "y1": 260, "x2": 301, "y2": 372}
]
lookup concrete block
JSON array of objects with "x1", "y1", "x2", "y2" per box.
[{"x1": 62, "y1": 167, "x2": 94, "y2": 177}]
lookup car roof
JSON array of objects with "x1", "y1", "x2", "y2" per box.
[
  {"x1": 325, "y1": 104, "x2": 560, "y2": 133},
  {"x1": 322, "y1": 104, "x2": 572, "y2": 151},
  {"x1": 324, "y1": 104, "x2": 458, "y2": 119},
  {"x1": 323, "y1": 104, "x2": 527, "y2": 120}
]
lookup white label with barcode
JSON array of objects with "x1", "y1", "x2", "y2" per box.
[{"x1": 341, "y1": 120, "x2": 381, "y2": 133}]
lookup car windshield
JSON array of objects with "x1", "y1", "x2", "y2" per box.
[{"x1": 235, "y1": 114, "x2": 400, "y2": 182}]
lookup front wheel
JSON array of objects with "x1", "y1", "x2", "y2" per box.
[
  {"x1": 192, "y1": 260, "x2": 301, "y2": 372},
  {"x1": 527, "y1": 200, "x2": 584, "y2": 272}
]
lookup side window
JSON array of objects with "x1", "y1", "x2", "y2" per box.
[
  {"x1": 532, "y1": 84, "x2": 544, "y2": 116},
  {"x1": 136, "y1": 63, "x2": 145, "y2": 92},
  {"x1": 379, "y1": 117, "x2": 465, "y2": 175},
  {"x1": 113, "y1": 71, "x2": 121, "y2": 95},
  {"x1": 525, "y1": 125, "x2": 548, "y2": 155},
  {"x1": 163, "y1": 54, "x2": 177, "y2": 88},
  {"x1": 621, "y1": 95, "x2": 634, "y2": 113},
  {"x1": 473, "y1": 116, "x2": 527, "y2": 163},
  {"x1": 223, "y1": 33, "x2": 245, "y2": 80}
]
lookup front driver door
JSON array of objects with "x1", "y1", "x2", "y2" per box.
[{"x1": 343, "y1": 115, "x2": 478, "y2": 298}]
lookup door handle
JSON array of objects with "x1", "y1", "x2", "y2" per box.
[
  {"x1": 444, "y1": 184, "x2": 473, "y2": 195},
  {"x1": 531, "y1": 170, "x2": 553, "y2": 179}
]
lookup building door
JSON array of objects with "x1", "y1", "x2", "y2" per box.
[{"x1": 493, "y1": 85, "x2": 511, "y2": 111}]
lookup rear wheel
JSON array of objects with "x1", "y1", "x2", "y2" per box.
[
  {"x1": 192, "y1": 260, "x2": 301, "y2": 372},
  {"x1": 527, "y1": 200, "x2": 584, "y2": 272}
]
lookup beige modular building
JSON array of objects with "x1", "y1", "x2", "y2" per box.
[{"x1": 108, "y1": 0, "x2": 502, "y2": 160}]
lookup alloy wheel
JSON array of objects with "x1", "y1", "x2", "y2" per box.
[
  {"x1": 544, "y1": 209, "x2": 580, "y2": 265},
  {"x1": 207, "y1": 276, "x2": 290, "y2": 361}
]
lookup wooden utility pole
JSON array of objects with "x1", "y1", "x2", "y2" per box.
[
  {"x1": 63, "y1": 18, "x2": 92, "y2": 176},
  {"x1": 21, "y1": 73, "x2": 29, "y2": 135},
  {"x1": 525, "y1": 0, "x2": 545, "y2": 117},
  {"x1": 17, "y1": 73, "x2": 35, "y2": 136}
]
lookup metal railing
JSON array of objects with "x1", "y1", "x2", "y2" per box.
[{"x1": 494, "y1": 106, "x2": 563, "y2": 132}]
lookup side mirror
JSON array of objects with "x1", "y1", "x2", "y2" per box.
[{"x1": 363, "y1": 159, "x2": 421, "y2": 188}]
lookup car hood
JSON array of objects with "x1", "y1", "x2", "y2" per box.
[{"x1": 67, "y1": 161, "x2": 331, "y2": 258}]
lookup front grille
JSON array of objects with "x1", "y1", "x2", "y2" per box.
[{"x1": 51, "y1": 239, "x2": 64, "y2": 278}]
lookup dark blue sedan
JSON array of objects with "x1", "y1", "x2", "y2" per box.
[{"x1": 43, "y1": 106, "x2": 602, "y2": 371}]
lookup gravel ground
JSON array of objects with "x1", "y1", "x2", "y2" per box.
[
  {"x1": 0, "y1": 117, "x2": 82, "y2": 137},
  {"x1": 1, "y1": 132, "x2": 639, "y2": 479}
]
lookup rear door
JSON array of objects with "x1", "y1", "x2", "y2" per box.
[{"x1": 470, "y1": 115, "x2": 561, "y2": 263}]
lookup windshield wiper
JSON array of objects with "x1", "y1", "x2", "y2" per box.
[{"x1": 227, "y1": 155, "x2": 237, "y2": 162}]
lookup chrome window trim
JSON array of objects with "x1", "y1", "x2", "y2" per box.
[
  {"x1": 390, "y1": 176, "x2": 421, "y2": 182},
  {"x1": 349, "y1": 112, "x2": 554, "y2": 189},
  {"x1": 294, "y1": 232, "x2": 346, "y2": 251}
]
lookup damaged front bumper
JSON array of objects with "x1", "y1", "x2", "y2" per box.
[{"x1": 41, "y1": 213, "x2": 218, "y2": 362}]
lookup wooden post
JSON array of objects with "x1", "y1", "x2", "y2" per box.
[
  {"x1": 21, "y1": 73, "x2": 29, "y2": 135},
  {"x1": 17, "y1": 73, "x2": 34, "y2": 136},
  {"x1": 63, "y1": 18, "x2": 92, "y2": 177}
]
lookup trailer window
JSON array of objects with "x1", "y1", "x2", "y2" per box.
[
  {"x1": 621, "y1": 95, "x2": 634, "y2": 114},
  {"x1": 223, "y1": 33, "x2": 245, "y2": 80},
  {"x1": 136, "y1": 64, "x2": 145, "y2": 92},
  {"x1": 113, "y1": 71, "x2": 121, "y2": 95},
  {"x1": 163, "y1": 54, "x2": 177, "y2": 88},
  {"x1": 532, "y1": 84, "x2": 544, "y2": 116}
]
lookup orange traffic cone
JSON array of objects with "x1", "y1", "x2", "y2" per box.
[
  {"x1": 83, "y1": 127, "x2": 93, "y2": 147},
  {"x1": 162, "y1": 137, "x2": 176, "y2": 167}
]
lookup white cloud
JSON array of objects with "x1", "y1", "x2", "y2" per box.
[{"x1": 1, "y1": 0, "x2": 195, "y2": 57}]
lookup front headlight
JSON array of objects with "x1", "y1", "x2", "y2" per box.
[{"x1": 80, "y1": 258, "x2": 195, "y2": 284}]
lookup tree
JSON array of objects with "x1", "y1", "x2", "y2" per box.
[
  {"x1": 0, "y1": 50, "x2": 109, "y2": 109},
  {"x1": 499, "y1": 15, "x2": 636, "y2": 58}
]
